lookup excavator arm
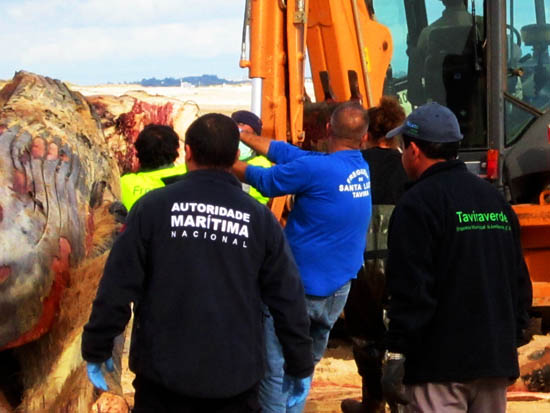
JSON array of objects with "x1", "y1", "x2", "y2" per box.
[
  {"x1": 240, "y1": 0, "x2": 393, "y2": 144},
  {"x1": 240, "y1": 0, "x2": 393, "y2": 218}
]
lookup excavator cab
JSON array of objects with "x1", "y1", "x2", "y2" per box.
[
  {"x1": 376, "y1": 0, "x2": 550, "y2": 188},
  {"x1": 402, "y1": 0, "x2": 486, "y2": 150}
]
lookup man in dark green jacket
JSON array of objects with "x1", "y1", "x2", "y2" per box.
[{"x1": 381, "y1": 103, "x2": 532, "y2": 413}]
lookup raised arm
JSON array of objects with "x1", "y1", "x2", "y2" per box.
[
  {"x1": 232, "y1": 131, "x2": 273, "y2": 182},
  {"x1": 232, "y1": 160, "x2": 249, "y2": 182},
  {"x1": 240, "y1": 129, "x2": 273, "y2": 156}
]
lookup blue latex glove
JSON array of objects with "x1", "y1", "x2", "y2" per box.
[
  {"x1": 283, "y1": 374, "x2": 312, "y2": 408},
  {"x1": 86, "y1": 357, "x2": 114, "y2": 391}
]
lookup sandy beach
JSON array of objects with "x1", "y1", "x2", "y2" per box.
[
  {"x1": 72, "y1": 80, "x2": 316, "y2": 117},
  {"x1": 73, "y1": 83, "x2": 251, "y2": 115}
]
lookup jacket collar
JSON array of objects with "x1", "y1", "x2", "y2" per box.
[
  {"x1": 406, "y1": 159, "x2": 466, "y2": 189},
  {"x1": 185, "y1": 169, "x2": 243, "y2": 188}
]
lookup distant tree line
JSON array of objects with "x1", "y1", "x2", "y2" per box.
[{"x1": 137, "y1": 74, "x2": 245, "y2": 87}]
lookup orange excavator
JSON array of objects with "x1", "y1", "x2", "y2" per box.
[{"x1": 239, "y1": 0, "x2": 550, "y2": 326}]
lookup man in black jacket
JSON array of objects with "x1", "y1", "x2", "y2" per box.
[
  {"x1": 381, "y1": 103, "x2": 532, "y2": 413},
  {"x1": 82, "y1": 113, "x2": 313, "y2": 412}
]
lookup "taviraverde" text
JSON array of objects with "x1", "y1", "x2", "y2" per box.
[{"x1": 456, "y1": 210, "x2": 509, "y2": 224}]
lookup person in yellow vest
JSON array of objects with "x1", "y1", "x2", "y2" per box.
[
  {"x1": 231, "y1": 110, "x2": 271, "y2": 205},
  {"x1": 121, "y1": 124, "x2": 187, "y2": 211}
]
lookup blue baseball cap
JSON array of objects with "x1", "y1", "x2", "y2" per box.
[{"x1": 386, "y1": 102, "x2": 463, "y2": 143}]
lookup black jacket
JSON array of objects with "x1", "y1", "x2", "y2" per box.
[
  {"x1": 385, "y1": 160, "x2": 532, "y2": 384},
  {"x1": 344, "y1": 147, "x2": 408, "y2": 339},
  {"x1": 82, "y1": 170, "x2": 313, "y2": 398},
  {"x1": 362, "y1": 147, "x2": 408, "y2": 205}
]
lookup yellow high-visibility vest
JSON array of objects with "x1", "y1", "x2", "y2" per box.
[
  {"x1": 246, "y1": 155, "x2": 271, "y2": 205},
  {"x1": 121, "y1": 163, "x2": 187, "y2": 211}
]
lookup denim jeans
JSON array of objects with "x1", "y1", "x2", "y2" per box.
[{"x1": 258, "y1": 281, "x2": 351, "y2": 413}]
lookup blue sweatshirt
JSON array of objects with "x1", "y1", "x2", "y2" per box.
[{"x1": 246, "y1": 141, "x2": 372, "y2": 296}]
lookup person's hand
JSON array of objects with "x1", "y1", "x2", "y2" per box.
[
  {"x1": 381, "y1": 352, "x2": 409, "y2": 406},
  {"x1": 283, "y1": 374, "x2": 312, "y2": 408},
  {"x1": 238, "y1": 127, "x2": 254, "y2": 141},
  {"x1": 86, "y1": 357, "x2": 114, "y2": 391}
]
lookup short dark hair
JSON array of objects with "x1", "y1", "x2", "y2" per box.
[
  {"x1": 330, "y1": 101, "x2": 369, "y2": 142},
  {"x1": 402, "y1": 134, "x2": 460, "y2": 160},
  {"x1": 135, "y1": 124, "x2": 180, "y2": 170},
  {"x1": 185, "y1": 113, "x2": 239, "y2": 168}
]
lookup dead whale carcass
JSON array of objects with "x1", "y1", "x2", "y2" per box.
[
  {"x1": 0, "y1": 71, "x2": 120, "y2": 350},
  {"x1": 85, "y1": 90, "x2": 199, "y2": 174}
]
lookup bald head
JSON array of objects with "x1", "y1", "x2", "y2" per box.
[{"x1": 329, "y1": 101, "x2": 369, "y2": 145}]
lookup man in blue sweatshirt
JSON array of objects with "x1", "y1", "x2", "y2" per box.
[{"x1": 233, "y1": 101, "x2": 372, "y2": 412}]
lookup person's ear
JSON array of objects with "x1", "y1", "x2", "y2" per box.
[
  {"x1": 410, "y1": 141, "x2": 421, "y2": 161},
  {"x1": 361, "y1": 132, "x2": 370, "y2": 147},
  {"x1": 185, "y1": 144, "x2": 192, "y2": 162}
]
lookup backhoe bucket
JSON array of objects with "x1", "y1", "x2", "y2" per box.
[{"x1": 513, "y1": 191, "x2": 550, "y2": 308}]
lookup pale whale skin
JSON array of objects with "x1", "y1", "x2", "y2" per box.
[{"x1": 0, "y1": 71, "x2": 120, "y2": 350}]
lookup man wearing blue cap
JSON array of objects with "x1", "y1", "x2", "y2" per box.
[{"x1": 381, "y1": 103, "x2": 532, "y2": 413}]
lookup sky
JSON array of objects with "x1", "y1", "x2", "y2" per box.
[
  {"x1": 3, "y1": 1, "x2": 544, "y2": 87},
  {"x1": 1, "y1": 0, "x2": 246, "y2": 85}
]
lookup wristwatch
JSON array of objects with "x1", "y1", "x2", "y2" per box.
[{"x1": 383, "y1": 350, "x2": 405, "y2": 363}]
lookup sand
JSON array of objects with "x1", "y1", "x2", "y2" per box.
[
  {"x1": 73, "y1": 80, "x2": 316, "y2": 117},
  {"x1": 117, "y1": 336, "x2": 550, "y2": 412},
  {"x1": 73, "y1": 83, "x2": 251, "y2": 116}
]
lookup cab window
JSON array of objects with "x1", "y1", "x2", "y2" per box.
[
  {"x1": 374, "y1": 0, "x2": 487, "y2": 149},
  {"x1": 504, "y1": 0, "x2": 550, "y2": 145}
]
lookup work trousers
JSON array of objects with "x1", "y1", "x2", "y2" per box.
[
  {"x1": 344, "y1": 259, "x2": 388, "y2": 407},
  {"x1": 350, "y1": 337, "x2": 384, "y2": 402},
  {"x1": 258, "y1": 281, "x2": 351, "y2": 413},
  {"x1": 404, "y1": 378, "x2": 509, "y2": 413},
  {"x1": 132, "y1": 375, "x2": 261, "y2": 413}
]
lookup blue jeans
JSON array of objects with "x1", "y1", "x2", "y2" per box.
[{"x1": 258, "y1": 281, "x2": 351, "y2": 413}]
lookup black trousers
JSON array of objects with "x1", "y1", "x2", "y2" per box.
[
  {"x1": 344, "y1": 261, "x2": 387, "y2": 404},
  {"x1": 132, "y1": 375, "x2": 261, "y2": 413}
]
